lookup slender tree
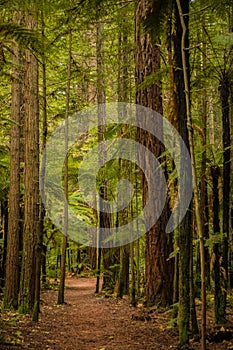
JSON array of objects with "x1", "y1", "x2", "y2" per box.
[
  {"x1": 40, "y1": 5, "x2": 48, "y2": 286},
  {"x1": 57, "y1": 28, "x2": 72, "y2": 305},
  {"x1": 176, "y1": 0, "x2": 206, "y2": 348},
  {"x1": 219, "y1": 70, "x2": 231, "y2": 322},
  {"x1": 117, "y1": 19, "x2": 130, "y2": 298},
  {"x1": 173, "y1": 0, "x2": 192, "y2": 345},
  {"x1": 32, "y1": 7, "x2": 48, "y2": 320},
  {"x1": 211, "y1": 165, "x2": 223, "y2": 324}
]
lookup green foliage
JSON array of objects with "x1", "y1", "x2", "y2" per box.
[
  {"x1": 205, "y1": 232, "x2": 227, "y2": 251},
  {"x1": 0, "y1": 145, "x2": 9, "y2": 201},
  {"x1": 0, "y1": 22, "x2": 43, "y2": 52},
  {"x1": 0, "y1": 0, "x2": 231, "y2": 342}
]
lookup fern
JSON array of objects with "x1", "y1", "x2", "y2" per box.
[{"x1": 0, "y1": 22, "x2": 43, "y2": 53}]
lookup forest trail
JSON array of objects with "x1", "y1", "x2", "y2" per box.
[
  {"x1": 1, "y1": 277, "x2": 179, "y2": 350},
  {"x1": 2, "y1": 277, "x2": 232, "y2": 349}
]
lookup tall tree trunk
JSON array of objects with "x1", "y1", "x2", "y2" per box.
[
  {"x1": 135, "y1": 0, "x2": 174, "y2": 307},
  {"x1": 173, "y1": 1, "x2": 191, "y2": 345},
  {"x1": 190, "y1": 227, "x2": 199, "y2": 335},
  {"x1": 19, "y1": 11, "x2": 40, "y2": 314},
  {"x1": 95, "y1": 10, "x2": 113, "y2": 292},
  {"x1": 176, "y1": 0, "x2": 206, "y2": 348},
  {"x1": 32, "y1": 9, "x2": 48, "y2": 320},
  {"x1": 200, "y1": 88, "x2": 210, "y2": 290},
  {"x1": 57, "y1": 29, "x2": 72, "y2": 305},
  {"x1": 116, "y1": 23, "x2": 130, "y2": 298},
  {"x1": 219, "y1": 73, "x2": 231, "y2": 322},
  {"x1": 4, "y1": 12, "x2": 23, "y2": 308},
  {"x1": 1, "y1": 200, "x2": 8, "y2": 292},
  {"x1": 130, "y1": 186, "x2": 136, "y2": 306},
  {"x1": 95, "y1": 13, "x2": 105, "y2": 294},
  {"x1": 211, "y1": 165, "x2": 225, "y2": 324},
  {"x1": 166, "y1": 9, "x2": 179, "y2": 308},
  {"x1": 117, "y1": 243, "x2": 130, "y2": 297}
]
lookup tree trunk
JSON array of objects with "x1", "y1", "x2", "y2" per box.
[
  {"x1": 4, "y1": 13, "x2": 23, "y2": 307},
  {"x1": 200, "y1": 87, "x2": 210, "y2": 290},
  {"x1": 95, "y1": 13, "x2": 105, "y2": 294},
  {"x1": 176, "y1": 0, "x2": 206, "y2": 348},
  {"x1": 117, "y1": 244, "x2": 129, "y2": 297},
  {"x1": 95, "y1": 10, "x2": 113, "y2": 292},
  {"x1": 190, "y1": 227, "x2": 199, "y2": 335},
  {"x1": 116, "y1": 23, "x2": 130, "y2": 298},
  {"x1": 167, "y1": 3, "x2": 194, "y2": 336},
  {"x1": 130, "y1": 191, "x2": 136, "y2": 306},
  {"x1": 135, "y1": 0, "x2": 174, "y2": 307},
  {"x1": 0, "y1": 200, "x2": 8, "y2": 292},
  {"x1": 219, "y1": 73, "x2": 231, "y2": 322},
  {"x1": 166, "y1": 8, "x2": 180, "y2": 310},
  {"x1": 57, "y1": 29, "x2": 72, "y2": 305},
  {"x1": 19, "y1": 11, "x2": 40, "y2": 314},
  {"x1": 211, "y1": 165, "x2": 225, "y2": 324},
  {"x1": 32, "y1": 10, "x2": 48, "y2": 320},
  {"x1": 173, "y1": 1, "x2": 191, "y2": 345}
]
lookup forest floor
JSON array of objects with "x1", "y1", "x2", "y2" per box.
[{"x1": 1, "y1": 277, "x2": 233, "y2": 349}]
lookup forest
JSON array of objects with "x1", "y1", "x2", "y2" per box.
[{"x1": 0, "y1": 0, "x2": 232, "y2": 349}]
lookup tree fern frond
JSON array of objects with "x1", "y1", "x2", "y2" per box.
[{"x1": 0, "y1": 22, "x2": 44, "y2": 54}]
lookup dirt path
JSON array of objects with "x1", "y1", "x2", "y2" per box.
[
  {"x1": 1, "y1": 277, "x2": 233, "y2": 349},
  {"x1": 1, "y1": 277, "x2": 178, "y2": 350}
]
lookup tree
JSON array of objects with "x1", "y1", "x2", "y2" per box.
[
  {"x1": 18, "y1": 8, "x2": 40, "y2": 314},
  {"x1": 117, "y1": 14, "x2": 131, "y2": 298},
  {"x1": 176, "y1": 0, "x2": 207, "y2": 348},
  {"x1": 219, "y1": 67, "x2": 231, "y2": 323},
  {"x1": 172, "y1": 0, "x2": 192, "y2": 345},
  {"x1": 4, "y1": 11, "x2": 24, "y2": 310},
  {"x1": 135, "y1": 0, "x2": 174, "y2": 307},
  {"x1": 57, "y1": 28, "x2": 72, "y2": 305},
  {"x1": 211, "y1": 165, "x2": 223, "y2": 324},
  {"x1": 95, "y1": 9, "x2": 105, "y2": 293}
]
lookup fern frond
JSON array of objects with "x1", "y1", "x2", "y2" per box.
[{"x1": 0, "y1": 22, "x2": 44, "y2": 54}]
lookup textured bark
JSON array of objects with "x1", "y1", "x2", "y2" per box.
[
  {"x1": 135, "y1": 0, "x2": 174, "y2": 307},
  {"x1": 4, "y1": 51, "x2": 21, "y2": 307},
  {"x1": 32, "y1": 10, "x2": 48, "y2": 321},
  {"x1": 19, "y1": 12, "x2": 40, "y2": 314},
  {"x1": 117, "y1": 244, "x2": 130, "y2": 297},
  {"x1": 211, "y1": 166, "x2": 225, "y2": 324},
  {"x1": 200, "y1": 88, "x2": 210, "y2": 290},
  {"x1": 57, "y1": 235, "x2": 68, "y2": 304},
  {"x1": 176, "y1": 0, "x2": 206, "y2": 348},
  {"x1": 0, "y1": 200, "x2": 8, "y2": 292},
  {"x1": 190, "y1": 226, "x2": 199, "y2": 335},
  {"x1": 166, "y1": 6, "x2": 180, "y2": 308},
  {"x1": 219, "y1": 73, "x2": 231, "y2": 322},
  {"x1": 57, "y1": 29, "x2": 72, "y2": 305},
  {"x1": 116, "y1": 23, "x2": 130, "y2": 298},
  {"x1": 130, "y1": 240, "x2": 136, "y2": 306},
  {"x1": 173, "y1": 2, "x2": 191, "y2": 343},
  {"x1": 4, "y1": 12, "x2": 24, "y2": 309},
  {"x1": 95, "y1": 15, "x2": 105, "y2": 294}
]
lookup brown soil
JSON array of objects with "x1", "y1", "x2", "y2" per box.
[{"x1": 1, "y1": 277, "x2": 233, "y2": 349}]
